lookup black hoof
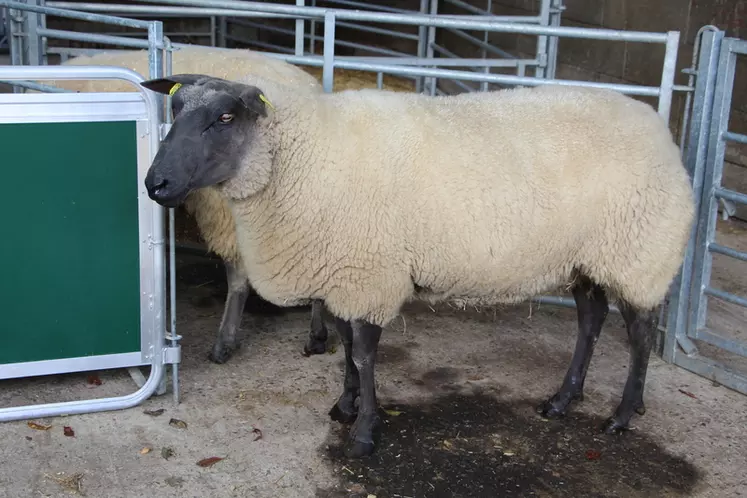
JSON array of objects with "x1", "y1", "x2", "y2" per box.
[
  {"x1": 635, "y1": 404, "x2": 646, "y2": 416},
  {"x1": 344, "y1": 439, "x2": 375, "y2": 458},
  {"x1": 329, "y1": 403, "x2": 358, "y2": 424},
  {"x1": 601, "y1": 417, "x2": 629, "y2": 435},
  {"x1": 208, "y1": 345, "x2": 236, "y2": 364},
  {"x1": 536, "y1": 391, "x2": 582, "y2": 419},
  {"x1": 537, "y1": 399, "x2": 567, "y2": 419},
  {"x1": 302, "y1": 337, "x2": 327, "y2": 357}
]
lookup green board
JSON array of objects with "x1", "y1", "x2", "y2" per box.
[{"x1": 0, "y1": 121, "x2": 141, "y2": 365}]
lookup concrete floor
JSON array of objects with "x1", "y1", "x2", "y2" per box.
[{"x1": 2, "y1": 224, "x2": 747, "y2": 497}]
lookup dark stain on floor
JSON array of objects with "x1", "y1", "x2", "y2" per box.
[{"x1": 316, "y1": 392, "x2": 700, "y2": 498}]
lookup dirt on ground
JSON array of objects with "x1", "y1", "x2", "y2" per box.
[{"x1": 1, "y1": 221, "x2": 746, "y2": 497}]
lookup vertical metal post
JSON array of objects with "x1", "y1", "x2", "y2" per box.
[
  {"x1": 309, "y1": 0, "x2": 316, "y2": 55},
  {"x1": 656, "y1": 30, "x2": 680, "y2": 122},
  {"x1": 426, "y1": 0, "x2": 438, "y2": 95},
  {"x1": 480, "y1": 0, "x2": 492, "y2": 92},
  {"x1": 8, "y1": 6, "x2": 23, "y2": 90},
  {"x1": 686, "y1": 37, "x2": 738, "y2": 344},
  {"x1": 546, "y1": 0, "x2": 563, "y2": 80},
  {"x1": 663, "y1": 28, "x2": 724, "y2": 363},
  {"x1": 416, "y1": 0, "x2": 428, "y2": 93},
  {"x1": 534, "y1": 0, "x2": 551, "y2": 78},
  {"x1": 39, "y1": 0, "x2": 47, "y2": 65},
  {"x1": 322, "y1": 12, "x2": 335, "y2": 93},
  {"x1": 295, "y1": 0, "x2": 304, "y2": 56},
  {"x1": 24, "y1": 0, "x2": 41, "y2": 66},
  {"x1": 147, "y1": 20, "x2": 164, "y2": 122},
  {"x1": 146, "y1": 19, "x2": 170, "y2": 399}
]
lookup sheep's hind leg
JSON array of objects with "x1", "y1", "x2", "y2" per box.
[
  {"x1": 538, "y1": 275, "x2": 609, "y2": 418},
  {"x1": 303, "y1": 299, "x2": 329, "y2": 356},
  {"x1": 328, "y1": 318, "x2": 360, "y2": 424},
  {"x1": 345, "y1": 319, "x2": 382, "y2": 458},
  {"x1": 209, "y1": 260, "x2": 250, "y2": 364},
  {"x1": 601, "y1": 302, "x2": 657, "y2": 434}
]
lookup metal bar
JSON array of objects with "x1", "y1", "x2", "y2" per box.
[
  {"x1": 229, "y1": 18, "x2": 413, "y2": 57},
  {"x1": 38, "y1": 28, "x2": 164, "y2": 49},
  {"x1": 657, "y1": 31, "x2": 680, "y2": 121},
  {"x1": 295, "y1": 0, "x2": 305, "y2": 56},
  {"x1": 330, "y1": 56, "x2": 538, "y2": 67},
  {"x1": 672, "y1": 350, "x2": 747, "y2": 395},
  {"x1": 480, "y1": 0, "x2": 492, "y2": 92},
  {"x1": 322, "y1": 12, "x2": 335, "y2": 93},
  {"x1": 535, "y1": 0, "x2": 551, "y2": 78},
  {"x1": 425, "y1": 0, "x2": 438, "y2": 96},
  {"x1": 723, "y1": 131, "x2": 747, "y2": 145},
  {"x1": 0, "y1": 362, "x2": 164, "y2": 422},
  {"x1": 335, "y1": 20, "x2": 420, "y2": 41},
  {"x1": 676, "y1": 26, "x2": 717, "y2": 157},
  {"x1": 0, "y1": 0, "x2": 154, "y2": 28},
  {"x1": 444, "y1": 26, "x2": 518, "y2": 59},
  {"x1": 416, "y1": 0, "x2": 428, "y2": 92},
  {"x1": 714, "y1": 187, "x2": 747, "y2": 206},
  {"x1": 135, "y1": 0, "x2": 671, "y2": 43},
  {"x1": 318, "y1": 60, "x2": 663, "y2": 96},
  {"x1": 546, "y1": 0, "x2": 563, "y2": 79},
  {"x1": 0, "y1": 79, "x2": 69, "y2": 92},
  {"x1": 93, "y1": 31, "x2": 212, "y2": 38},
  {"x1": 319, "y1": 0, "x2": 422, "y2": 14},
  {"x1": 696, "y1": 329, "x2": 747, "y2": 357},
  {"x1": 25, "y1": 0, "x2": 41, "y2": 66},
  {"x1": 709, "y1": 242, "x2": 747, "y2": 262},
  {"x1": 309, "y1": 0, "x2": 316, "y2": 55},
  {"x1": 46, "y1": 2, "x2": 313, "y2": 19},
  {"x1": 703, "y1": 286, "x2": 747, "y2": 308}
]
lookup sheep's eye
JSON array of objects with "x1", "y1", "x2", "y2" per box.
[{"x1": 219, "y1": 113, "x2": 234, "y2": 123}]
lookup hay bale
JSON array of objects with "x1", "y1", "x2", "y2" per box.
[{"x1": 301, "y1": 65, "x2": 415, "y2": 93}]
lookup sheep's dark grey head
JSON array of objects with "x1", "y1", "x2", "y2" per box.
[{"x1": 141, "y1": 74, "x2": 270, "y2": 208}]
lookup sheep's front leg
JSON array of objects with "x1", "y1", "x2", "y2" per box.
[
  {"x1": 538, "y1": 275, "x2": 609, "y2": 418},
  {"x1": 303, "y1": 299, "x2": 329, "y2": 356},
  {"x1": 346, "y1": 319, "x2": 382, "y2": 458},
  {"x1": 209, "y1": 260, "x2": 250, "y2": 364}
]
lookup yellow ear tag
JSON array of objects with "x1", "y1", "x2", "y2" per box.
[
  {"x1": 258, "y1": 93, "x2": 275, "y2": 111},
  {"x1": 168, "y1": 82, "x2": 182, "y2": 96}
]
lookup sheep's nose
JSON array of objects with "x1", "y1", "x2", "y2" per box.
[
  {"x1": 151, "y1": 178, "x2": 168, "y2": 195},
  {"x1": 145, "y1": 175, "x2": 168, "y2": 198}
]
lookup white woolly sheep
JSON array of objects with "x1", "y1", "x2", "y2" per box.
[
  {"x1": 139, "y1": 73, "x2": 696, "y2": 459},
  {"x1": 48, "y1": 47, "x2": 329, "y2": 363}
]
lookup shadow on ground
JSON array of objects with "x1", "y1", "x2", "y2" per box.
[{"x1": 316, "y1": 391, "x2": 700, "y2": 498}]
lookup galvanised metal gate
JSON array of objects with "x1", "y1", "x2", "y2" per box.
[{"x1": 664, "y1": 28, "x2": 747, "y2": 395}]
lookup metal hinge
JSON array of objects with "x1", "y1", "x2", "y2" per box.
[{"x1": 163, "y1": 346, "x2": 181, "y2": 365}]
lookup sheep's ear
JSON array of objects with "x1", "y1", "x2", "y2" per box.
[
  {"x1": 238, "y1": 86, "x2": 271, "y2": 118},
  {"x1": 140, "y1": 74, "x2": 205, "y2": 95}
]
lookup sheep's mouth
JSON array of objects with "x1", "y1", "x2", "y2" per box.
[{"x1": 147, "y1": 186, "x2": 188, "y2": 208}]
